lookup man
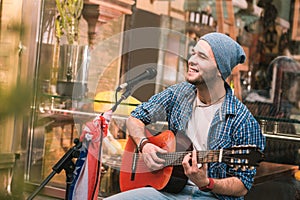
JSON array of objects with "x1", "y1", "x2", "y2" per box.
[{"x1": 106, "y1": 32, "x2": 265, "y2": 200}]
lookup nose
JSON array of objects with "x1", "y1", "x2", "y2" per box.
[
  {"x1": 188, "y1": 51, "x2": 198, "y2": 62},
  {"x1": 188, "y1": 56, "x2": 196, "y2": 66}
]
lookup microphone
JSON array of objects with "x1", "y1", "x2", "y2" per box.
[{"x1": 116, "y1": 68, "x2": 157, "y2": 92}]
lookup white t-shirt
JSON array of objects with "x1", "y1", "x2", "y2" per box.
[
  {"x1": 186, "y1": 96, "x2": 222, "y2": 151},
  {"x1": 185, "y1": 96, "x2": 223, "y2": 185}
]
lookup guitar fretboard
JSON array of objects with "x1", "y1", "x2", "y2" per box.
[{"x1": 157, "y1": 150, "x2": 221, "y2": 166}]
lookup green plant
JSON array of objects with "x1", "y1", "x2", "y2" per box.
[
  {"x1": 0, "y1": 84, "x2": 32, "y2": 118},
  {"x1": 55, "y1": 0, "x2": 84, "y2": 44}
]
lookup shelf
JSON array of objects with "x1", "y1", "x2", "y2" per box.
[
  {"x1": 42, "y1": 93, "x2": 140, "y2": 107},
  {"x1": 0, "y1": 153, "x2": 16, "y2": 170}
]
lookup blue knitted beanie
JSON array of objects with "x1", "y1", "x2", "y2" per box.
[{"x1": 200, "y1": 32, "x2": 246, "y2": 80}]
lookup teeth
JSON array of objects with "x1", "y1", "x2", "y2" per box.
[{"x1": 189, "y1": 68, "x2": 198, "y2": 72}]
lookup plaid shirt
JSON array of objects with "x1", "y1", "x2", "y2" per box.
[{"x1": 131, "y1": 81, "x2": 266, "y2": 200}]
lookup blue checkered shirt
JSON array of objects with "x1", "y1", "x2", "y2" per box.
[{"x1": 131, "y1": 81, "x2": 266, "y2": 200}]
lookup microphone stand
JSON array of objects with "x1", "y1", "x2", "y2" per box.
[
  {"x1": 90, "y1": 87, "x2": 132, "y2": 199},
  {"x1": 27, "y1": 138, "x2": 82, "y2": 200},
  {"x1": 27, "y1": 88, "x2": 132, "y2": 199},
  {"x1": 111, "y1": 87, "x2": 132, "y2": 112}
]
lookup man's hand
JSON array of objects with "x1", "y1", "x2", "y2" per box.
[
  {"x1": 182, "y1": 150, "x2": 210, "y2": 188},
  {"x1": 141, "y1": 143, "x2": 167, "y2": 171}
]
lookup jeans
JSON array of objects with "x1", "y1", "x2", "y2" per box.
[{"x1": 104, "y1": 185, "x2": 218, "y2": 200}]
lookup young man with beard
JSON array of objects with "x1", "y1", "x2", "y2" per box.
[{"x1": 105, "y1": 32, "x2": 265, "y2": 200}]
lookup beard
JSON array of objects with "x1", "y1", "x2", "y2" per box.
[
  {"x1": 185, "y1": 66, "x2": 220, "y2": 87},
  {"x1": 185, "y1": 72, "x2": 207, "y2": 86},
  {"x1": 186, "y1": 77, "x2": 204, "y2": 85},
  {"x1": 185, "y1": 73, "x2": 219, "y2": 90}
]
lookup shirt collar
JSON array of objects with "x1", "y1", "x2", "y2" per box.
[
  {"x1": 210, "y1": 82, "x2": 237, "y2": 126},
  {"x1": 223, "y1": 82, "x2": 237, "y2": 115}
]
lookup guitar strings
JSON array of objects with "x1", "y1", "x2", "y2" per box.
[
  {"x1": 129, "y1": 150, "x2": 224, "y2": 168},
  {"x1": 127, "y1": 150, "x2": 250, "y2": 169}
]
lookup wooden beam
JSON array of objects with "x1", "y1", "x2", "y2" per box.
[
  {"x1": 100, "y1": 6, "x2": 123, "y2": 19},
  {"x1": 84, "y1": 0, "x2": 134, "y2": 15},
  {"x1": 215, "y1": 0, "x2": 236, "y2": 39},
  {"x1": 82, "y1": 0, "x2": 134, "y2": 48},
  {"x1": 292, "y1": 0, "x2": 300, "y2": 40},
  {"x1": 215, "y1": 0, "x2": 225, "y2": 35}
]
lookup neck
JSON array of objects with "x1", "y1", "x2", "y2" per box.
[{"x1": 196, "y1": 82, "x2": 226, "y2": 105}]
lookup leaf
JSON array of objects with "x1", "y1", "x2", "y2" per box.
[{"x1": 0, "y1": 84, "x2": 32, "y2": 118}]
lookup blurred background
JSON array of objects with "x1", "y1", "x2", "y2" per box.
[{"x1": 1, "y1": 0, "x2": 300, "y2": 199}]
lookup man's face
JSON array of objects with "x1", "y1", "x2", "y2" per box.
[{"x1": 186, "y1": 40, "x2": 220, "y2": 86}]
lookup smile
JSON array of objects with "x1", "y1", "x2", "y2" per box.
[{"x1": 188, "y1": 67, "x2": 199, "y2": 73}]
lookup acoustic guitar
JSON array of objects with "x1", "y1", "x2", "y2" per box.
[{"x1": 119, "y1": 130, "x2": 264, "y2": 193}]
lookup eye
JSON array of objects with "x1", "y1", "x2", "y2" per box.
[{"x1": 197, "y1": 52, "x2": 207, "y2": 59}]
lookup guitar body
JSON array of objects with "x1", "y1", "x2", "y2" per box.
[{"x1": 119, "y1": 130, "x2": 192, "y2": 193}]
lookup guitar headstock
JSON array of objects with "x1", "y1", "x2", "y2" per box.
[{"x1": 222, "y1": 145, "x2": 264, "y2": 170}]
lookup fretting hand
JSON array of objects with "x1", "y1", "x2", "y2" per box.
[{"x1": 182, "y1": 150, "x2": 210, "y2": 188}]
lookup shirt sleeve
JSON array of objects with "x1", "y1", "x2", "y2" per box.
[
  {"x1": 231, "y1": 116, "x2": 266, "y2": 190},
  {"x1": 131, "y1": 87, "x2": 173, "y2": 124}
]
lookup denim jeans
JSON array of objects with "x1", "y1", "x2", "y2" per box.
[{"x1": 104, "y1": 185, "x2": 218, "y2": 200}]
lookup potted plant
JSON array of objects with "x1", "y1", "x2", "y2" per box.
[{"x1": 51, "y1": 0, "x2": 89, "y2": 99}]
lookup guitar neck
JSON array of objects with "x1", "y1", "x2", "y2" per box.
[
  {"x1": 139, "y1": 130, "x2": 263, "y2": 169},
  {"x1": 160, "y1": 150, "x2": 222, "y2": 166}
]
